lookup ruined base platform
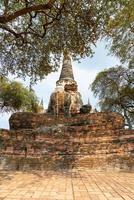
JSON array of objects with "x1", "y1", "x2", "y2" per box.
[{"x1": 0, "y1": 112, "x2": 134, "y2": 171}]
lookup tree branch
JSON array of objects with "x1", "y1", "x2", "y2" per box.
[
  {"x1": 0, "y1": 1, "x2": 65, "y2": 41},
  {"x1": 0, "y1": 24, "x2": 19, "y2": 37},
  {"x1": 0, "y1": 0, "x2": 56, "y2": 23}
]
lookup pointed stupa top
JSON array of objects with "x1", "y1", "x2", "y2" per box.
[{"x1": 59, "y1": 51, "x2": 74, "y2": 80}]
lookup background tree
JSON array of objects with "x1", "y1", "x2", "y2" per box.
[
  {"x1": 91, "y1": 66, "x2": 134, "y2": 129},
  {"x1": 105, "y1": 0, "x2": 134, "y2": 66},
  {"x1": 0, "y1": 77, "x2": 43, "y2": 113},
  {"x1": 0, "y1": 0, "x2": 131, "y2": 81}
]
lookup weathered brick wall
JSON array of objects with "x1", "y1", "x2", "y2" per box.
[
  {"x1": 0, "y1": 112, "x2": 134, "y2": 171},
  {"x1": 9, "y1": 112, "x2": 124, "y2": 130}
]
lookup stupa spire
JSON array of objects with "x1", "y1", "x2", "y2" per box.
[
  {"x1": 48, "y1": 50, "x2": 83, "y2": 116},
  {"x1": 59, "y1": 51, "x2": 74, "y2": 80}
]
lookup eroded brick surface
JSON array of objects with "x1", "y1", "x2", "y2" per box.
[
  {"x1": 9, "y1": 112, "x2": 124, "y2": 130},
  {"x1": 0, "y1": 112, "x2": 134, "y2": 171}
]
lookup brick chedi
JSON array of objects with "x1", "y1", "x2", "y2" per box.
[
  {"x1": 0, "y1": 52, "x2": 134, "y2": 171},
  {"x1": 47, "y1": 52, "x2": 83, "y2": 116}
]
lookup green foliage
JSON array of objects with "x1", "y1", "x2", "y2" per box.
[
  {"x1": 0, "y1": 1, "x2": 133, "y2": 81},
  {"x1": 0, "y1": 77, "x2": 43, "y2": 113},
  {"x1": 105, "y1": 0, "x2": 134, "y2": 65},
  {"x1": 0, "y1": 0, "x2": 130, "y2": 81},
  {"x1": 91, "y1": 66, "x2": 134, "y2": 129}
]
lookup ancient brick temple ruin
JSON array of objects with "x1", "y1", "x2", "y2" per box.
[
  {"x1": 47, "y1": 52, "x2": 83, "y2": 116},
  {"x1": 0, "y1": 53, "x2": 134, "y2": 171}
]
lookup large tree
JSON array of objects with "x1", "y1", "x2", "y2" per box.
[
  {"x1": 0, "y1": 77, "x2": 43, "y2": 113},
  {"x1": 91, "y1": 66, "x2": 134, "y2": 129},
  {"x1": 0, "y1": 0, "x2": 130, "y2": 81},
  {"x1": 105, "y1": 0, "x2": 134, "y2": 66}
]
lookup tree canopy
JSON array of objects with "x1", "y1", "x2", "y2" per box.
[
  {"x1": 91, "y1": 66, "x2": 134, "y2": 129},
  {"x1": 0, "y1": 0, "x2": 132, "y2": 81},
  {"x1": 0, "y1": 77, "x2": 43, "y2": 113},
  {"x1": 105, "y1": 0, "x2": 134, "y2": 66}
]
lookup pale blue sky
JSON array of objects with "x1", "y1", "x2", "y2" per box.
[{"x1": 0, "y1": 40, "x2": 120, "y2": 129}]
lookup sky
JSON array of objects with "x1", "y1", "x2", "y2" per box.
[{"x1": 0, "y1": 40, "x2": 120, "y2": 129}]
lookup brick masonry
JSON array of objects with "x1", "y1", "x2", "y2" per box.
[
  {"x1": 0, "y1": 112, "x2": 134, "y2": 171},
  {"x1": 9, "y1": 112, "x2": 125, "y2": 130}
]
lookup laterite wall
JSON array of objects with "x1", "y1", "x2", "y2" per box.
[{"x1": 0, "y1": 112, "x2": 134, "y2": 171}]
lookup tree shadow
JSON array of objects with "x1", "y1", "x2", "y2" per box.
[{"x1": 0, "y1": 171, "x2": 14, "y2": 184}]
